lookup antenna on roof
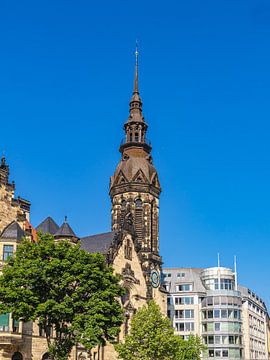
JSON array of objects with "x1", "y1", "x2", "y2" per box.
[
  {"x1": 217, "y1": 253, "x2": 221, "y2": 291},
  {"x1": 234, "y1": 255, "x2": 238, "y2": 291}
]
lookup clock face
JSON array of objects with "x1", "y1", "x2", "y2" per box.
[{"x1": 150, "y1": 269, "x2": 160, "y2": 288}]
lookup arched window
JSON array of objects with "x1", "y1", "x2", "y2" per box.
[
  {"x1": 42, "y1": 353, "x2": 50, "y2": 360},
  {"x1": 12, "y1": 352, "x2": 23, "y2": 360}
]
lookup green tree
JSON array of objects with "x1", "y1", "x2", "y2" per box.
[
  {"x1": 176, "y1": 334, "x2": 206, "y2": 360},
  {"x1": 0, "y1": 233, "x2": 124, "y2": 360},
  {"x1": 115, "y1": 300, "x2": 205, "y2": 360}
]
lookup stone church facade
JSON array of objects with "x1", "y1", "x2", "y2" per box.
[{"x1": 0, "y1": 52, "x2": 166, "y2": 360}]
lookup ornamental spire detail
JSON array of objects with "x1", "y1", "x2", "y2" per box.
[{"x1": 120, "y1": 45, "x2": 151, "y2": 154}]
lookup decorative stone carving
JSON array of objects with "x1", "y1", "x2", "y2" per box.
[{"x1": 122, "y1": 263, "x2": 140, "y2": 285}]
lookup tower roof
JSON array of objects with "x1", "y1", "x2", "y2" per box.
[
  {"x1": 54, "y1": 217, "x2": 77, "y2": 239},
  {"x1": 110, "y1": 47, "x2": 161, "y2": 197},
  {"x1": 36, "y1": 216, "x2": 59, "y2": 235},
  {"x1": 127, "y1": 44, "x2": 144, "y2": 123},
  {"x1": 0, "y1": 221, "x2": 25, "y2": 241}
]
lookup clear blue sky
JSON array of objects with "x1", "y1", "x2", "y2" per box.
[{"x1": 0, "y1": 0, "x2": 269, "y2": 307}]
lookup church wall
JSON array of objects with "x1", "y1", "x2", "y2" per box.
[{"x1": 0, "y1": 186, "x2": 21, "y2": 233}]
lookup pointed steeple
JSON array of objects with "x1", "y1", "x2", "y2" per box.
[
  {"x1": 120, "y1": 45, "x2": 151, "y2": 154},
  {"x1": 129, "y1": 44, "x2": 143, "y2": 120}
]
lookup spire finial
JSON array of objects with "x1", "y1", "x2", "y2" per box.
[
  {"x1": 134, "y1": 41, "x2": 139, "y2": 94},
  {"x1": 64, "y1": 215, "x2": 67, "y2": 223}
]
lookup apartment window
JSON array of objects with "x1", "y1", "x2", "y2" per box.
[
  {"x1": 209, "y1": 350, "x2": 214, "y2": 358},
  {"x1": 3, "y1": 245, "x2": 14, "y2": 261},
  {"x1": 175, "y1": 310, "x2": 184, "y2": 319},
  {"x1": 175, "y1": 322, "x2": 194, "y2": 332},
  {"x1": 175, "y1": 310, "x2": 194, "y2": 319},
  {"x1": 215, "y1": 323, "x2": 221, "y2": 331},
  {"x1": 177, "y1": 284, "x2": 192, "y2": 292},
  {"x1": 214, "y1": 309, "x2": 220, "y2": 318},
  {"x1": 220, "y1": 279, "x2": 233, "y2": 290},
  {"x1": 207, "y1": 297, "x2": 213, "y2": 306},
  {"x1": 221, "y1": 310, "x2": 227, "y2": 318},
  {"x1": 185, "y1": 322, "x2": 194, "y2": 331},
  {"x1": 185, "y1": 310, "x2": 194, "y2": 319},
  {"x1": 175, "y1": 297, "x2": 194, "y2": 305},
  {"x1": 222, "y1": 350, "x2": 229, "y2": 357},
  {"x1": 208, "y1": 336, "x2": 214, "y2": 344},
  {"x1": 208, "y1": 310, "x2": 213, "y2": 319},
  {"x1": 177, "y1": 272, "x2": 185, "y2": 277},
  {"x1": 215, "y1": 350, "x2": 221, "y2": 357},
  {"x1": 176, "y1": 322, "x2": 184, "y2": 331}
]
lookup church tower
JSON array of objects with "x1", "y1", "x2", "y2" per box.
[{"x1": 109, "y1": 48, "x2": 161, "y2": 259}]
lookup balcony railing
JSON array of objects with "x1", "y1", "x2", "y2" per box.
[{"x1": 120, "y1": 138, "x2": 152, "y2": 147}]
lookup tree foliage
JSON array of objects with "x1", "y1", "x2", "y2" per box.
[
  {"x1": 0, "y1": 233, "x2": 124, "y2": 360},
  {"x1": 115, "y1": 301, "x2": 205, "y2": 360}
]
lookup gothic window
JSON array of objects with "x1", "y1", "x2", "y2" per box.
[
  {"x1": 12, "y1": 353, "x2": 23, "y2": 360},
  {"x1": 124, "y1": 238, "x2": 132, "y2": 260},
  {"x1": 135, "y1": 132, "x2": 139, "y2": 142},
  {"x1": 121, "y1": 288, "x2": 130, "y2": 305},
  {"x1": 129, "y1": 133, "x2": 133, "y2": 142}
]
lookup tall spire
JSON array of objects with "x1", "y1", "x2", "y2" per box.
[
  {"x1": 120, "y1": 44, "x2": 151, "y2": 154},
  {"x1": 129, "y1": 43, "x2": 142, "y2": 110},
  {"x1": 134, "y1": 42, "x2": 139, "y2": 94}
]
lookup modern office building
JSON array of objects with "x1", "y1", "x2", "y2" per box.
[{"x1": 163, "y1": 267, "x2": 269, "y2": 360}]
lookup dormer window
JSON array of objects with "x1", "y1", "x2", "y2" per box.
[{"x1": 3, "y1": 245, "x2": 14, "y2": 261}]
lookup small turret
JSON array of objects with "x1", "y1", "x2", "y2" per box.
[{"x1": 54, "y1": 216, "x2": 78, "y2": 243}]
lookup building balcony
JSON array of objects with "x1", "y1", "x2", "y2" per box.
[{"x1": 119, "y1": 138, "x2": 152, "y2": 153}]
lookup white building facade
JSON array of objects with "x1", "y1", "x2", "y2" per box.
[{"x1": 163, "y1": 267, "x2": 269, "y2": 360}]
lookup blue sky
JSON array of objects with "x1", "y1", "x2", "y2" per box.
[{"x1": 0, "y1": 0, "x2": 269, "y2": 307}]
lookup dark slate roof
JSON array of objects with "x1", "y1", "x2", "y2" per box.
[
  {"x1": 54, "y1": 221, "x2": 77, "y2": 238},
  {"x1": 80, "y1": 231, "x2": 116, "y2": 254},
  {"x1": 36, "y1": 217, "x2": 59, "y2": 235},
  {"x1": 0, "y1": 221, "x2": 25, "y2": 240}
]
